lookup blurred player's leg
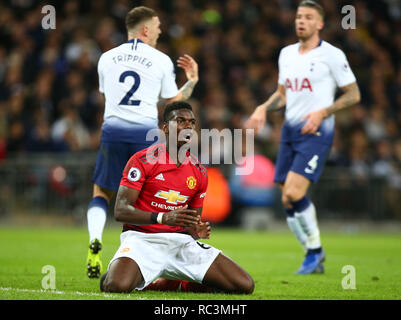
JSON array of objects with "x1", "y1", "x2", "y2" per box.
[
  {"x1": 282, "y1": 172, "x2": 325, "y2": 274},
  {"x1": 292, "y1": 197, "x2": 325, "y2": 274},
  {"x1": 86, "y1": 185, "x2": 114, "y2": 278},
  {"x1": 280, "y1": 184, "x2": 308, "y2": 251},
  {"x1": 286, "y1": 209, "x2": 308, "y2": 252},
  {"x1": 295, "y1": 200, "x2": 321, "y2": 250},
  {"x1": 87, "y1": 197, "x2": 107, "y2": 243}
]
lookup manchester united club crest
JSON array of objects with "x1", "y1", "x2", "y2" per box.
[{"x1": 186, "y1": 176, "x2": 197, "y2": 189}]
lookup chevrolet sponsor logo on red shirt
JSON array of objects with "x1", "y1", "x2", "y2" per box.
[{"x1": 154, "y1": 190, "x2": 189, "y2": 205}]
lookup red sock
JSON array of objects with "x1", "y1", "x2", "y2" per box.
[
  {"x1": 143, "y1": 278, "x2": 181, "y2": 291},
  {"x1": 180, "y1": 280, "x2": 212, "y2": 293},
  {"x1": 144, "y1": 278, "x2": 212, "y2": 293}
]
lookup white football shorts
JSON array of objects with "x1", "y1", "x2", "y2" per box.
[{"x1": 108, "y1": 230, "x2": 221, "y2": 290}]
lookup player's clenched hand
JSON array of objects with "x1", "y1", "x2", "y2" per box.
[
  {"x1": 162, "y1": 205, "x2": 199, "y2": 227},
  {"x1": 186, "y1": 220, "x2": 211, "y2": 240},
  {"x1": 195, "y1": 221, "x2": 211, "y2": 239},
  {"x1": 301, "y1": 109, "x2": 327, "y2": 135},
  {"x1": 244, "y1": 106, "x2": 266, "y2": 134},
  {"x1": 177, "y1": 54, "x2": 199, "y2": 83}
]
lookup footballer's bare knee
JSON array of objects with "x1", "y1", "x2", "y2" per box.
[
  {"x1": 102, "y1": 274, "x2": 136, "y2": 293},
  {"x1": 282, "y1": 172, "x2": 310, "y2": 202},
  {"x1": 282, "y1": 185, "x2": 305, "y2": 203},
  {"x1": 93, "y1": 184, "x2": 114, "y2": 202},
  {"x1": 103, "y1": 281, "x2": 133, "y2": 293},
  {"x1": 281, "y1": 193, "x2": 292, "y2": 209},
  {"x1": 280, "y1": 183, "x2": 298, "y2": 206},
  {"x1": 102, "y1": 258, "x2": 143, "y2": 293}
]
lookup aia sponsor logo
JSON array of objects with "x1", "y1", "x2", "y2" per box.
[{"x1": 285, "y1": 78, "x2": 312, "y2": 92}]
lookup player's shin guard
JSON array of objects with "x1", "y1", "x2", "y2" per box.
[
  {"x1": 286, "y1": 217, "x2": 308, "y2": 252},
  {"x1": 87, "y1": 196, "x2": 108, "y2": 278},
  {"x1": 292, "y1": 197, "x2": 322, "y2": 250},
  {"x1": 285, "y1": 208, "x2": 307, "y2": 252},
  {"x1": 87, "y1": 196, "x2": 108, "y2": 242}
]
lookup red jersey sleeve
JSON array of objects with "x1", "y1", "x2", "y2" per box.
[
  {"x1": 120, "y1": 153, "x2": 147, "y2": 191},
  {"x1": 188, "y1": 171, "x2": 208, "y2": 208}
]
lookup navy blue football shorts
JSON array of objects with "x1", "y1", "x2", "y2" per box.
[
  {"x1": 92, "y1": 140, "x2": 154, "y2": 191},
  {"x1": 274, "y1": 139, "x2": 331, "y2": 184}
]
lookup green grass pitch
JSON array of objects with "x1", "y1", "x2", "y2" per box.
[{"x1": 0, "y1": 226, "x2": 400, "y2": 300}]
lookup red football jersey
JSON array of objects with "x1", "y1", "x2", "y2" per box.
[{"x1": 120, "y1": 143, "x2": 208, "y2": 234}]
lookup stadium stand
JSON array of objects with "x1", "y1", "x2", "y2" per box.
[{"x1": 0, "y1": 0, "x2": 400, "y2": 220}]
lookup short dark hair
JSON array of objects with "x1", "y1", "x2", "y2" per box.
[
  {"x1": 298, "y1": 0, "x2": 324, "y2": 19},
  {"x1": 163, "y1": 101, "x2": 193, "y2": 123},
  {"x1": 125, "y1": 6, "x2": 157, "y2": 32}
]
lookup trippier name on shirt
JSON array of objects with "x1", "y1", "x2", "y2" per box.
[{"x1": 111, "y1": 53, "x2": 152, "y2": 68}]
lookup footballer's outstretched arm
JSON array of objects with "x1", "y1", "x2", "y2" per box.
[
  {"x1": 301, "y1": 82, "x2": 361, "y2": 135},
  {"x1": 258, "y1": 84, "x2": 287, "y2": 113},
  {"x1": 166, "y1": 54, "x2": 199, "y2": 103},
  {"x1": 114, "y1": 185, "x2": 199, "y2": 227},
  {"x1": 244, "y1": 84, "x2": 286, "y2": 133}
]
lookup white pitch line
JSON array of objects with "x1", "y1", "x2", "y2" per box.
[{"x1": 0, "y1": 287, "x2": 140, "y2": 299}]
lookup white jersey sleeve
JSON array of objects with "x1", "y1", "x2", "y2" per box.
[
  {"x1": 278, "y1": 49, "x2": 285, "y2": 86},
  {"x1": 160, "y1": 58, "x2": 179, "y2": 99},
  {"x1": 98, "y1": 54, "x2": 105, "y2": 94},
  {"x1": 327, "y1": 48, "x2": 356, "y2": 88}
]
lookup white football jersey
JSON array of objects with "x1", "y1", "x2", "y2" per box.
[
  {"x1": 278, "y1": 40, "x2": 356, "y2": 133},
  {"x1": 97, "y1": 39, "x2": 179, "y2": 142}
]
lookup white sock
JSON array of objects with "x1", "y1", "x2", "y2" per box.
[
  {"x1": 295, "y1": 202, "x2": 321, "y2": 250},
  {"x1": 87, "y1": 206, "x2": 106, "y2": 242},
  {"x1": 286, "y1": 217, "x2": 308, "y2": 252}
]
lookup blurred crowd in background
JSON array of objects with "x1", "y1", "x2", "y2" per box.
[{"x1": 0, "y1": 0, "x2": 400, "y2": 187}]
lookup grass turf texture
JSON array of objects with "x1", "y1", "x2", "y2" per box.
[{"x1": 0, "y1": 226, "x2": 400, "y2": 300}]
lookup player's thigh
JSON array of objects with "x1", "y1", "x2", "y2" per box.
[
  {"x1": 274, "y1": 141, "x2": 295, "y2": 184},
  {"x1": 290, "y1": 141, "x2": 331, "y2": 184},
  {"x1": 283, "y1": 141, "x2": 331, "y2": 200},
  {"x1": 92, "y1": 141, "x2": 132, "y2": 191},
  {"x1": 109, "y1": 231, "x2": 170, "y2": 290},
  {"x1": 103, "y1": 257, "x2": 144, "y2": 293},
  {"x1": 203, "y1": 253, "x2": 254, "y2": 294}
]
